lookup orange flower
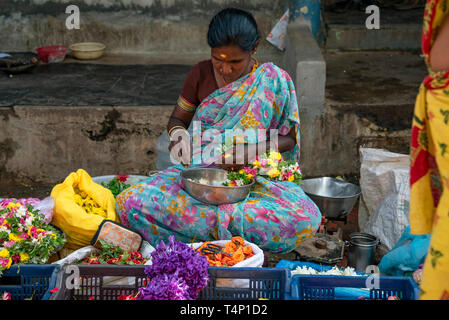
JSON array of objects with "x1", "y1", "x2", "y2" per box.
[
  {"x1": 243, "y1": 245, "x2": 253, "y2": 256},
  {"x1": 231, "y1": 236, "x2": 245, "y2": 246},
  {"x1": 197, "y1": 237, "x2": 253, "y2": 267}
]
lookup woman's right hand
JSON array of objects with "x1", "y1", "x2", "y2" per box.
[{"x1": 168, "y1": 138, "x2": 191, "y2": 167}]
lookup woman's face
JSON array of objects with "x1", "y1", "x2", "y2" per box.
[{"x1": 211, "y1": 44, "x2": 254, "y2": 84}]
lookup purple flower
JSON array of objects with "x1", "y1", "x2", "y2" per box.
[
  {"x1": 143, "y1": 235, "x2": 209, "y2": 300},
  {"x1": 137, "y1": 272, "x2": 191, "y2": 300}
]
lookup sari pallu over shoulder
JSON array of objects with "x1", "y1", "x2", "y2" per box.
[
  {"x1": 191, "y1": 62, "x2": 301, "y2": 166},
  {"x1": 410, "y1": 0, "x2": 449, "y2": 234}
]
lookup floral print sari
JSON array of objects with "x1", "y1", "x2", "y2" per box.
[
  {"x1": 115, "y1": 62, "x2": 321, "y2": 253},
  {"x1": 410, "y1": 0, "x2": 449, "y2": 300}
]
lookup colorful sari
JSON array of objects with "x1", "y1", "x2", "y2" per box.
[
  {"x1": 410, "y1": 0, "x2": 449, "y2": 300},
  {"x1": 115, "y1": 62, "x2": 321, "y2": 253}
]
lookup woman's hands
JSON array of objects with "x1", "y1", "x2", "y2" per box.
[
  {"x1": 168, "y1": 131, "x2": 191, "y2": 167},
  {"x1": 216, "y1": 144, "x2": 258, "y2": 171}
]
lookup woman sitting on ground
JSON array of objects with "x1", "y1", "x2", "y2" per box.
[{"x1": 115, "y1": 8, "x2": 321, "y2": 253}]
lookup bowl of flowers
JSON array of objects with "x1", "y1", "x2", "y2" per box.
[{"x1": 181, "y1": 168, "x2": 255, "y2": 205}]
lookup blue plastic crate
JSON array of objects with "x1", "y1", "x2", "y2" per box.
[
  {"x1": 276, "y1": 260, "x2": 420, "y2": 300},
  {"x1": 291, "y1": 275, "x2": 420, "y2": 300},
  {"x1": 0, "y1": 264, "x2": 61, "y2": 300},
  {"x1": 50, "y1": 265, "x2": 291, "y2": 300},
  {"x1": 200, "y1": 267, "x2": 291, "y2": 300}
]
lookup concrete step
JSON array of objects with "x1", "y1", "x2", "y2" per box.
[
  {"x1": 323, "y1": 7, "x2": 423, "y2": 51},
  {"x1": 307, "y1": 49, "x2": 428, "y2": 176}
]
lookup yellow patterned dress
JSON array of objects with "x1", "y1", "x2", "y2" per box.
[{"x1": 410, "y1": 0, "x2": 449, "y2": 300}]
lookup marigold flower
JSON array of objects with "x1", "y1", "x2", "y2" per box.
[
  {"x1": 0, "y1": 249, "x2": 10, "y2": 258},
  {"x1": 252, "y1": 160, "x2": 260, "y2": 168},
  {"x1": 269, "y1": 151, "x2": 282, "y2": 162},
  {"x1": 6, "y1": 202, "x2": 21, "y2": 210},
  {"x1": 8, "y1": 233, "x2": 22, "y2": 243},
  {"x1": 267, "y1": 168, "x2": 280, "y2": 178},
  {"x1": 19, "y1": 252, "x2": 29, "y2": 262}
]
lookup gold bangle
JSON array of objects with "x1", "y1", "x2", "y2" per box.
[{"x1": 168, "y1": 125, "x2": 185, "y2": 137}]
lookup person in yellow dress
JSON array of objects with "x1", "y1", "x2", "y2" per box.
[{"x1": 410, "y1": 0, "x2": 449, "y2": 300}]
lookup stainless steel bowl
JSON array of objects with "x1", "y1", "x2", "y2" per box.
[
  {"x1": 181, "y1": 168, "x2": 255, "y2": 205},
  {"x1": 301, "y1": 177, "x2": 361, "y2": 218}
]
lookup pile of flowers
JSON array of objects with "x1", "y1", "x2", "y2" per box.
[
  {"x1": 131, "y1": 235, "x2": 209, "y2": 300},
  {"x1": 79, "y1": 240, "x2": 148, "y2": 265},
  {"x1": 0, "y1": 202, "x2": 66, "y2": 274},
  {"x1": 223, "y1": 150, "x2": 303, "y2": 186},
  {"x1": 196, "y1": 236, "x2": 255, "y2": 267},
  {"x1": 222, "y1": 167, "x2": 257, "y2": 187},
  {"x1": 291, "y1": 265, "x2": 360, "y2": 277},
  {"x1": 100, "y1": 175, "x2": 131, "y2": 198},
  {"x1": 73, "y1": 186, "x2": 107, "y2": 218}
]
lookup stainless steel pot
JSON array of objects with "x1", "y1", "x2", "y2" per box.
[
  {"x1": 346, "y1": 232, "x2": 380, "y2": 273},
  {"x1": 301, "y1": 177, "x2": 361, "y2": 218}
]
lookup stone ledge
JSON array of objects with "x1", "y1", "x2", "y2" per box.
[{"x1": 285, "y1": 19, "x2": 326, "y2": 114}]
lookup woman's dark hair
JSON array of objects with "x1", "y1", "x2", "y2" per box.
[{"x1": 207, "y1": 8, "x2": 260, "y2": 52}]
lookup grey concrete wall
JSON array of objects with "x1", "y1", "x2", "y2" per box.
[
  {"x1": 0, "y1": 0, "x2": 289, "y2": 56},
  {"x1": 0, "y1": 106, "x2": 172, "y2": 184}
]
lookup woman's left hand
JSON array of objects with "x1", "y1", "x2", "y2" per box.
[{"x1": 216, "y1": 144, "x2": 257, "y2": 171}]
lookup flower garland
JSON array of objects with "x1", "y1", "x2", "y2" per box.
[
  {"x1": 223, "y1": 150, "x2": 303, "y2": 186},
  {"x1": 0, "y1": 202, "x2": 66, "y2": 275}
]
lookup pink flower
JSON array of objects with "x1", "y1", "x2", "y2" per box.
[
  {"x1": 0, "y1": 257, "x2": 11, "y2": 268},
  {"x1": 3, "y1": 241, "x2": 15, "y2": 248},
  {"x1": 19, "y1": 233, "x2": 29, "y2": 240},
  {"x1": 243, "y1": 167, "x2": 258, "y2": 177},
  {"x1": 28, "y1": 226, "x2": 38, "y2": 238},
  {"x1": 1, "y1": 291, "x2": 11, "y2": 300}
]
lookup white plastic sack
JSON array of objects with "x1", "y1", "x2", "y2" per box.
[
  {"x1": 0, "y1": 196, "x2": 54, "y2": 223},
  {"x1": 33, "y1": 196, "x2": 55, "y2": 223},
  {"x1": 358, "y1": 148, "x2": 410, "y2": 250},
  {"x1": 189, "y1": 239, "x2": 264, "y2": 289}
]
